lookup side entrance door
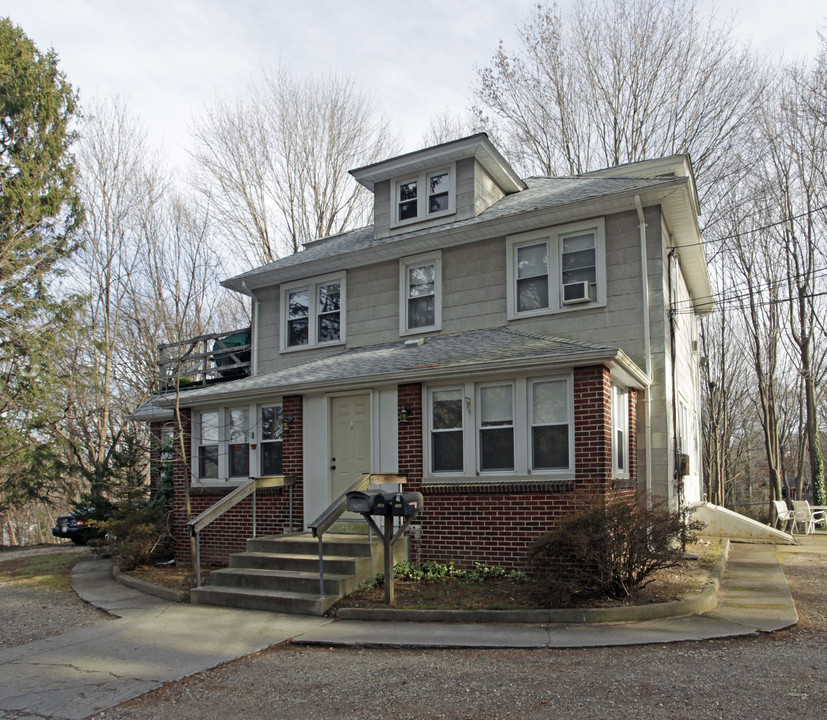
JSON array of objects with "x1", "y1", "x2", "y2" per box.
[{"x1": 330, "y1": 394, "x2": 371, "y2": 504}]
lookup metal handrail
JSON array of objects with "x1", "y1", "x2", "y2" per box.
[
  {"x1": 307, "y1": 472, "x2": 406, "y2": 598},
  {"x1": 188, "y1": 475, "x2": 297, "y2": 587}
]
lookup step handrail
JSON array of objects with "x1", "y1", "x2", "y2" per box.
[
  {"x1": 188, "y1": 475, "x2": 297, "y2": 587},
  {"x1": 307, "y1": 472, "x2": 406, "y2": 598},
  {"x1": 308, "y1": 473, "x2": 371, "y2": 539}
]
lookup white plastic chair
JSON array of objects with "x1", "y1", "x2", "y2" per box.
[
  {"x1": 773, "y1": 500, "x2": 795, "y2": 532},
  {"x1": 791, "y1": 500, "x2": 827, "y2": 535}
]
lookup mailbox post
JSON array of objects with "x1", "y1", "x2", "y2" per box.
[{"x1": 347, "y1": 490, "x2": 423, "y2": 605}]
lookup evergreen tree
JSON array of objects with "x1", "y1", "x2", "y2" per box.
[{"x1": 0, "y1": 18, "x2": 83, "y2": 505}]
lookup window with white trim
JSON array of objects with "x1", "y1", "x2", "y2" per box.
[
  {"x1": 506, "y1": 218, "x2": 606, "y2": 318},
  {"x1": 612, "y1": 386, "x2": 629, "y2": 477},
  {"x1": 197, "y1": 411, "x2": 219, "y2": 479},
  {"x1": 478, "y1": 383, "x2": 515, "y2": 471},
  {"x1": 194, "y1": 402, "x2": 283, "y2": 483},
  {"x1": 400, "y1": 252, "x2": 442, "y2": 334},
  {"x1": 260, "y1": 405, "x2": 284, "y2": 476},
  {"x1": 530, "y1": 379, "x2": 570, "y2": 470},
  {"x1": 392, "y1": 165, "x2": 455, "y2": 227},
  {"x1": 430, "y1": 388, "x2": 464, "y2": 473},
  {"x1": 228, "y1": 408, "x2": 250, "y2": 478},
  {"x1": 426, "y1": 375, "x2": 574, "y2": 479},
  {"x1": 281, "y1": 273, "x2": 346, "y2": 351}
]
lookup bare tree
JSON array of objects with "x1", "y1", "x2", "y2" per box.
[
  {"x1": 52, "y1": 98, "x2": 161, "y2": 494},
  {"x1": 473, "y1": 0, "x2": 766, "y2": 219},
  {"x1": 421, "y1": 109, "x2": 481, "y2": 148},
  {"x1": 191, "y1": 69, "x2": 398, "y2": 267},
  {"x1": 757, "y1": 50, "x2": 827, "y2": 505}
]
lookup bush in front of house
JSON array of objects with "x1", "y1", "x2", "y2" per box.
[{"x1": 529, "y1": 490, "x2": 704, "y2": 606}]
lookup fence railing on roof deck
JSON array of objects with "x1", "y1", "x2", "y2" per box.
[{"x1": 157, "y1": 327, "x2": 252, "y2": 391}]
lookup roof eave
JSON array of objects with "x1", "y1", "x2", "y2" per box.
[
  {"x1": 223, "y1": 178, "x2": 688, "y2": 293},
  {"x1": 166, "y1": 346, "x2": 648, "y2": 409}
]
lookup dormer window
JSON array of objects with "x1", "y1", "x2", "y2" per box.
[{"x1": 392, "y1": 165, "x2": 455, "y2": 227}]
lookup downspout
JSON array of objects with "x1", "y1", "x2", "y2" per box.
[
  {"x1": 667, "y1": 248, "x2": 680, "y2": 512},
  {"x1": 241, "y1": 281, "x2": 259, "y2": 376},
  {"x1": 634, "y1": 196, "x2": 653, "y2": 498}
]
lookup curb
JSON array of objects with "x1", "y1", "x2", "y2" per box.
[
  {"x1": 112, "y1": 565, "x2": 189, "y2": 603},
  {"x1": 336, "y1": 539, "x2": 730, "y2": 624}
]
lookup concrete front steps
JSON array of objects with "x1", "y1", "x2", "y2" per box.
[{"x1": 190, "y1": 532, "x2": 407, "y2": 616}]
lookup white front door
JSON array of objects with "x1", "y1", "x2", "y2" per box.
[{"x1": 330, "y1": 394, "x2": 371, "y2": 502}]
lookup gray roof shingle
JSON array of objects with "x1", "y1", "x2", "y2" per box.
[
  {"x1": 225, "y1": 175, "x2": 677, "y2": 286},
  {"x1": 170, "y1": 326, "x2": 627, "y2": 406}
]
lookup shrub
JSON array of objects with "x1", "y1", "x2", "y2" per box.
[
  {"x1": 529, "y1": 491, "x2": 704, "y2": 606},
  {"x1": 96, "y1": 504, "x2": 172, "y2": 571}
]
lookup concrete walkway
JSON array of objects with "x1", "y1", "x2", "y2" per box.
[{"x1": 0, "y1": 539, "x2": 809, "y2": 720}]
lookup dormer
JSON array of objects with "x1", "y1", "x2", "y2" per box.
[{"x1": 350, "y1": 133, "x2": 526, "y2": 240}]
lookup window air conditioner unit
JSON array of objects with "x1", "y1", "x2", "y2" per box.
[{"x1": 563, "y1": 281, "x2": 592, "y2": 305}]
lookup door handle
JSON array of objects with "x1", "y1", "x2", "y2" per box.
[{"x1": 330, "y1": 465, "x2": 336, "y2": 470}]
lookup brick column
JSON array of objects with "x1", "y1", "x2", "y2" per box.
[
  {"x1": 398, "y1": 383, "x2": 423, "y2": 490},
  {"x1": 282, "y1": 395, "x2": 303, "y2": 479},
  {"x1": 573, "y1": 365, "x2": 612, "y2": 491}
]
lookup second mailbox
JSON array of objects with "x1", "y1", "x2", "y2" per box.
[{"x1": 390, "y1": 491, "x2": 423, "y2": 516}]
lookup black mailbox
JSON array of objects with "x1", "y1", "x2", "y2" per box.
[
  {"x1": 372, "y1": 492, "x2": 394, "y2": 516},
  {"x1": 391, "y1": 492, "x2": 423, "y2": 516},
  {"x1": 346, "y1": 490, "x2": 381, "y2": 514}
]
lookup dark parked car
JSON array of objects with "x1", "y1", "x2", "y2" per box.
[{"x1": 51, "y1": 512, "x2": 99, "y2": 545}]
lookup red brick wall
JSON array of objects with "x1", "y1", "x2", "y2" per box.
[
  {"x1": 169, "y1": 367, "x2": 620, "y2": 570},
  {"x1": 398, "y1": 383, "x2": 423, "y2": 489},
  {"x1": 170, "y1": 399, "x2": 305, "y2": 566},
  {"x1": 406, "y1": 365, "x2": 616, "y2": 570},
  {"x1": 573, "y1": 365, "x2": 613, "y2": 490}
]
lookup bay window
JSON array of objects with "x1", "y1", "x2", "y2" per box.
[
  {"x1": 427, "y1": 375, "x2": 573, "y2": 479},
  {"x1": 194, "y1": 402, "x2": 284, "y2": 483}
]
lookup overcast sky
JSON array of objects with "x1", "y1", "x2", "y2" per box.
[{"x1": 4, "y1": 0, "x2": 826, "y2": 169}]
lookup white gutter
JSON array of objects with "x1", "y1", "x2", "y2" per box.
[{"x1": 635, "y1": 195, "x2": 653, "y2": 497}]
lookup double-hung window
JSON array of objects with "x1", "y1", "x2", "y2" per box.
[
  {"x1": 430, "y1": 388, "x2": 464, "y2": 473},
  {"x1": 478, "y1": 384, "x2": 514, "y2": 472},
  {"x1": 506, "y1": 218, "x2": 605, "y2": 318},
  {"x1": 427, "y1": 376, "x2": 574, "y2": 479},
  {"x1": 530, "y1": 379, "x2": 570, "y2": 470},
  {"x1": 195, "y1": 403, "x2": 285, "y2": 483},
  {"x1": 228, "y1": 408, "x2": 250, "y2": 478},
  {"x1": 282, "y1": 274, "x2": 346, "y2": 351},
  {"x1": 198, "y1": 411, "x2": 219, "y2": 479},
  {"x1": 392, "y1": 165, "x2": 455, "y2": 227},
  {"x1": 260, "y1": 405, "x2": 284, "y2": 476},
  {"x1": 400, "y1": 251, "x2": 442, "y2": 334},
  {"x1": 612, "y1": 386, "x2": 629, "y2": 477}
]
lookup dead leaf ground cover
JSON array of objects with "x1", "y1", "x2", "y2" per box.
[{"x1": 123, "y1": 539, "x2": 718, "y2": 610}]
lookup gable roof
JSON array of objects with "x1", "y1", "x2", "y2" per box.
[{"x1": 166, "y1": 326, "x2": 649, "y2": 408}]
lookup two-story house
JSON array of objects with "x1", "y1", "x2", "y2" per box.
[{"x1": 140, "y1": 134, "x2": 712, "y2": 607}]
